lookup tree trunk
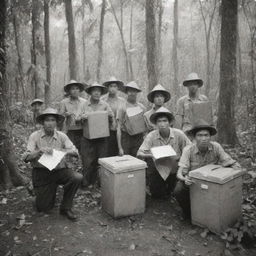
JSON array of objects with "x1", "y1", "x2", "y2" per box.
[
  {"x1": 157, "y1": 0, "x2": 163, "y2": 81},
  {"x1": 12, "y1": 1, "x2": 26, "y2": 101},
  {"x1": 217, "y1": 0, "x2": 238, "y2": 145},
  {"x1": 65, "y1": 0, "x2": 78, "y2": 80},
  {"x1": 0, "y1": 0, "x2": 28, "y2": 189},
  {"x1": 31, "y1": 0, "x2": 44, "y2": 99},
  {"x1": 129, "y1": 0, "x2": 134, "y2": 80},
  {"x1": 145, "y1": 0, "x2": 158, "y2": 91},
  {"x1": 172, "y1": 0, "x2": 179, "y2": 99},
  {"x1": 96, "y1": 0, "x2": 106, "y2": 82},
  {"x1": 44, "y1": 0, "x2": 51, "y2": 106}
]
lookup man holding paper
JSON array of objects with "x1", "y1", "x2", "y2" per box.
[
  {"x1": 137, "y1": 107, "x2": 191, "y2": 198},
  {"x1": 174, "y1": 119, "x2": 240, "y2": 219},
  {"x1": 24, "y1": 108, "x2": 82, "y2": 221}
]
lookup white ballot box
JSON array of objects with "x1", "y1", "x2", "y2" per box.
[
  {"x1": 98, "y1": 155, "x2": 147, "y2": 218},
  {"x1": 83, "y1": 111, "x2": 110, "y2": 139},
  {"x1": 189, "y1": 164, "x2": 245, "y2": 234},
  {"x1": 125, "y1": 107, "x2": 146, "y2": 135}
]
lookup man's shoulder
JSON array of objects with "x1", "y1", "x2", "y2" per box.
[
  {"x1": 144, "y1": 108, "x2": 154, "y2": 117},
  {"x1": 171, "y1": 127, "x2": 187, "y2": 137},
  {"x1": 60, "y1": 97, "x2": 69, "y2": 104},
  {"x1": 145, "y1": 129, "x2": 158, "y2": 139},
  {"x1": 177, "y1": 95, "x2": 189, "y2": 103},
  {"x1": 210, "y1": 141, "x2": 222, "y2": 149},
  {"x1": 199, "y1": 94, "x2": 208, "y2": 101},
  {"x1": 55, "y1": 130, "x2": 70, "y2": 140},
  {"x1": 29, "y1": 130, "x2": 41, "y2": 138},
  {"x1": 79, "y1": 97, "x2": 87, "y2": 103}
]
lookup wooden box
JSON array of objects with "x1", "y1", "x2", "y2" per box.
[
  {"x1": 125, "y1": 107, "x2": 146, "y2": 135},
  {"x1": 190, "y1": 101, "x2": 213, "y2": 125},
  {"x1": 189, "y1": 164, "x2": 245, "y2": 234},
  {"x1": 98, "y1": 155, "x2": 147, "y2": 218},
  {"x1": 83, "y1": 111, "x2": 110, "y2": 139}
]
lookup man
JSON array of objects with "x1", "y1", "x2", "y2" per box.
[
  {"x1": 137, "y1": 107, "x2": 191, "y2": 198},
  {"x1": 102, "y1": 76, "x2": 125, "y2": 156},
  {"x1": 174, "y1": 119, "x2": 240, "y2": 219},
  {"x1": 144, "y1": 84, "x2": 171, "y2": 132},
  {"x1": 117, "y1": 81, "x2": 146, "y2": 157},
  {"x1": 59, "y1": 80, "x2": 87, "y2": 152},
  {"x1": 175, "y1": 73, "x2": 209, "y2": 133},
  {"x1": 31, "y1": 99, "x2": 44, "y2": 127},
  {"x1": 24, "y1": 108, "x2": 82, "y2": 221},
  {"x1": 80, "y1": 82, "x2": 114, "y2": 187}
]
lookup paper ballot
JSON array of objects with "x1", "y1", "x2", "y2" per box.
[
  {"x1": 38, "y1": 149, "x2": 66, "y2": 171},
  {"x1": 150, "y1": 145, "x2": 177, "y2": 160},
  {"x1": 126, "y1": 106, "x2": 143, "y2": 117}
]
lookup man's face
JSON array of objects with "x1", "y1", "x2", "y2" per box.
[
  {"x1": 153, "y1": 93, "x2": 165, "y2": 107},
  {"x1": 43, "y1": 115, "x2": 57, "y2": 132},
  {"x1": 127, "y1": 88, "x2": 138, "y2": 101},
  {"x1": 108, "y1": 83, "x2": 119, "y2": 95},
  {"x1": 187, "y1": 81, "x2": 199, "y2": 95},
  {"x1": 91, "y1": 87, "x2": 102, "y2": 100},
  {"x1": 32, "y1": 103, "x2": 43, "y2": 112},
  {"x1": 69, "y1": 85, "x2": 80, "y2": 98},
  {"x1": 195, "y1": 129, "x2": 211, "y2": 151},
  {"x1": 156, "y1": 116, "x2": 170, "y2": 130}
]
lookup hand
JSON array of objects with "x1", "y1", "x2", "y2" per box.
[
  {"x1": 119, "y1": 148, "x2": 124, "y2": 156},
  {"x1": 41, "y1": 147, "x2": 53, "y2": 155},
  {"x1": 65, "y1": 112, "x2": 72, "y2": 117},
  {"x1": 81, "y1": 114, "x2": 88, "y2": 121},
  {"x1": 75, "y1": 116, "x2": 81, "y2": 122},
  {"x1": 184, "y1": 176, "x2": 194, "y2": 186}
]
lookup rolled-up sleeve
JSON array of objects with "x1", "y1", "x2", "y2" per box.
[{"x1": 137, "y1": 133, "x2": 153, "y2": 155}]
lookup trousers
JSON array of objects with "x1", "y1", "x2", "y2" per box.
[
  {"x1": 67, "y1": 129, "x2": 83, "y2": 153},
  {"x1": 107, "y1": 130, "x2": 119, "y2": 157},
  {"x1": 121, "y1": 131, "x2": 144, "y2": 157},
  {"x1": 32, "y1": 167, "x2": 82, "y2": 212}
]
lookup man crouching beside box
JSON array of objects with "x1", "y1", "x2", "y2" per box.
[
  {"x1": 174, "y1": 119, "x2": 241, "y2": 219},
  {"x1": 24, "y1": 108, "x2": 82, "y2": 221},
  {"x1": 137, "y1": 107, "x2": 191, "y2": 199}
]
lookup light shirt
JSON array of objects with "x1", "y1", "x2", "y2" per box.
[
  {"x1": 176, "y1": 94, "x2": 208, "y2": 132},
  {"x1": 24, "y1": 129, "x2": 78, "y2": 169},
  {"x1": 59, "y1": 96, "x2": 87, "y2": 130},
  {"x1": 178, "y1": 141, "x2": 239, "y2": 175}
]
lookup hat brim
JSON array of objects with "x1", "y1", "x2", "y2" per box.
[
  {"x1": 36, "y1": 113, "x2": 65, "y2": 124},
  {"x1": 31, "y1": 100, "x2": 44, "y2": 106},
  {"x1": 150, "y1": 112, "x2": 174, "y2": 124},
  {"x1": 64, "y1": 82, "x2": 86, "y2": 93},
  {"x1": 183, "y1": 79, "x2": 203, "y2": 87},
  {"x1": 147, "y1": 90, "x2": 171, "y2": 103},
  {"x1": 189, "y1": 125, "x2": 217, "y2": 136},
  {"x1": 123, "y1": 86, "x2": 141, "y2": 93},
  {"x1": 85, "y1": 86, "x2": 108, "y2": 95},
  {"x1": 103, "y1": 80, "x2": 124, "y2": 89}
]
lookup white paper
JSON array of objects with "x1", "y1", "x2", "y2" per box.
[
  {"x1": 126, "y1": 106, "x2": 143, "y2": 117},
  {"x1": 150, "y1": 145, "x2": 176, "y2": 160},
  {"x1": 38, "y1": 149, "x2": 66, "y2": 171}
]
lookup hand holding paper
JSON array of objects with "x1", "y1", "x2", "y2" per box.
[{"x1": 38, "y1": 149, "x2": 67, "y2": 171}]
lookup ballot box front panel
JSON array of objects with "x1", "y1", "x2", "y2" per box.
[
  {"x1": 83, "y1": 111, "x2": 110, "y2": 139},
  {"x1": 190, "y1": 176, "x2": 243, "y2": 234}
]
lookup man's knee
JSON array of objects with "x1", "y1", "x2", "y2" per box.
[
  {"x1": 173, "y1": 180, "x2": 186, "y2": 196},
  {"x1": 70, "y1": 172, "x2": 83, "y2": 184}
]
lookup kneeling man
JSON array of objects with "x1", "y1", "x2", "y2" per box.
[
  {"x1": 137, "y1": 107, "x2": 191, "y2": 198},
  {"x1": 174, "y1": 119, "x2": 240, "y2": 219},
  {"x1": 24, "y1": 108, "x2": 82, "y2": 221}
]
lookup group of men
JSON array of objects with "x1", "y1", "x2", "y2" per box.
[{"x1": 24, "y1": 73, "x2": 240, "y2": 221}]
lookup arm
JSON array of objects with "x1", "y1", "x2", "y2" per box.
[
  {"x1": 62, "y1": 133, "x2": 78, "y2": 157},
  {"x1": 136, "y1": 133, "x2": 153, "y2": 159},
  {"x1": 116, "y1": 121, "x2": 124, "y2": 156},
  {"x1": 23, "y1": 133, "x2": 41, "y2": 162},
  {"x1": 106, "y1": 103, "x2": 115, "y2": 127}
]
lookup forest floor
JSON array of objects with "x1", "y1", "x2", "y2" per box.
[{"x1": 0, "y1": 124, "x2": 256, "y2": 256}]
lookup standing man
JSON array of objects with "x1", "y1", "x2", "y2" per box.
[
  {"x1": 24, "y1": 108, "x2": 82, "y2": 221},
  {"x1": 175, "y1": 73, "x2": 208, "y2": 133},
  {"x1": 102, "y1": 76, "x2": 125, "y2": 156},
  {"x1": 174, "y1": 119, "x2": 240, "y2": 219},
  {"x1": 144, "y1": 84, "x2": 171, "y2": 132},
  {"x1": 59, "y1": 80, "x2": 87, "y2": 153},
  {"x1": 137, "y1": 107, "x2": 191, "y2": 199},
  {"x1": 116, "y1": 81, "x2": 146, "y2": 157},
  {"x1": 80, "y1": 82, "x2": 114, "y2": 187},
  {"x1": 31, "y1": 99, "x2": 44, "y2": 127}
]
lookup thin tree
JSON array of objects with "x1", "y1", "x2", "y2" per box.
[
  {"x1": 145, "y1": 0, "x2": 158, "y2": 91},
  {"x1": 217, "y1": 0, "x2": 239, "y2": 145},
  {"x1": 157, "y1": 0, "x2": 163, "y2": 80},
  {"x1": 65, "y1": 0, "x2": 79, "y2": 80},
  {"x1": 128, "y1": 0, "x2": 134, "y2": 80},
  {"x1": 44, "y1": 0, "x2": 51, "y2": 106},
  {"x1": 97, "y1": 0, "x2": 106, "y2": 81},
  {"x1": 0, "y1": 0, "x2": 28, "y2": 189},
  {"x1": 172, "y1": 0, "x2": 179, "y2": 99}
]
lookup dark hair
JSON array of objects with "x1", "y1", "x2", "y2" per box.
[{"x1": 155, "y1": 114, "x2": 173, "y2": 123}]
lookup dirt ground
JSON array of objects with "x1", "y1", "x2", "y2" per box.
[{"x1": 1, "y1": 184, "x2": 255, "y2": 256}]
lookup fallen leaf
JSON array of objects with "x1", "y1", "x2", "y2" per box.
[
  {"x1": 0, "y1": 198, "x2": 7, "y2": 204},
  {"x1": 129, "y1": 243, "x2": 136, "y2": 250},
  {"x1": 200, "y1": 229, "x2": 209, "y2": 238}
]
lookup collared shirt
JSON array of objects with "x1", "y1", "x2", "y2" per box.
[
  {"x1": 101, "y1": 94, "x2": 125, "y2": 130},
  {"x1": 138, "y1": 128, "x2": 191, "y2": 159},
  {"x1": 24, "y1": 129, "x2": 78, "y2": 169},
  {"x1": 59, "y1": 96, "x2": 87, "y2": 131},
  {"x1": 175, "y1": 94, "x2": 208, "y2": 132},
  {"x1": 144, "y1": 107, "x2": 157, "y2": 132},
  {"x1": 117, "y1": 101, "x2": 146, "y2": 133},
  {"x1": 178, "y1": 141, "x2": 239, "y2": 175}
]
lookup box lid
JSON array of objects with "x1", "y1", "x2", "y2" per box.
[
  {"x1": 189, "y1": 164, "x2": 245, "y2": 184},
  {"x1": 98, "y1": 155, "x2": 147, "y2": 173}
]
